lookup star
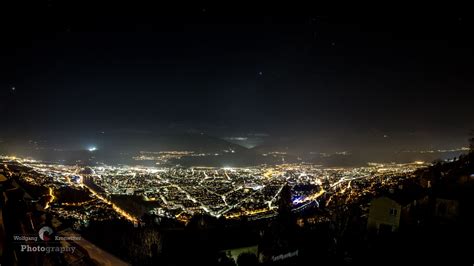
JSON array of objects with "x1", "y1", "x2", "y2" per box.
[
  {"x1": 258, "y1": 71, "x2": 263, "y2": 76},
  {"x1": 11, "y1": 86, "x2": 15, "y2": 91}
]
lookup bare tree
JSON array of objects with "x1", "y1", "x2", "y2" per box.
[
  {"x1": 329, "y1": 197, "x2": 353, "y2": 257},
  {"x1": 470, "y1": 130, "x2": 474, "y2": 152}
]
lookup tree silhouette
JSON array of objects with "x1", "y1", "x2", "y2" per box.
[
  {"x1": 469, "y1": 130, "x2": 474, "y2": 168},
  {"x1": 469, "y1": 129, "x2": 474, "y2": 152},
  {"x1": 329, "y1": 197, "x2": 352, "y2": 257}
]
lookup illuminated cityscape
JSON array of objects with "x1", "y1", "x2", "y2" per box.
[{"x1": 1, "y1": 155, "x2": 427, "y2": 225}]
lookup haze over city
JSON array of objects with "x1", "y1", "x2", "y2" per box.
[{"x1": 1, "y1": 5, "x2": 473, "y2": 165}]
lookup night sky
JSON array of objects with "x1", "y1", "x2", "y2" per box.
[{"x1": 1, "y1": 3, "x2": 473, "y2": 152}]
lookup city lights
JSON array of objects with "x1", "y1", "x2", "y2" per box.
[{"x1": 4, "y1": 155, "x2": 427, "y2": 223}]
